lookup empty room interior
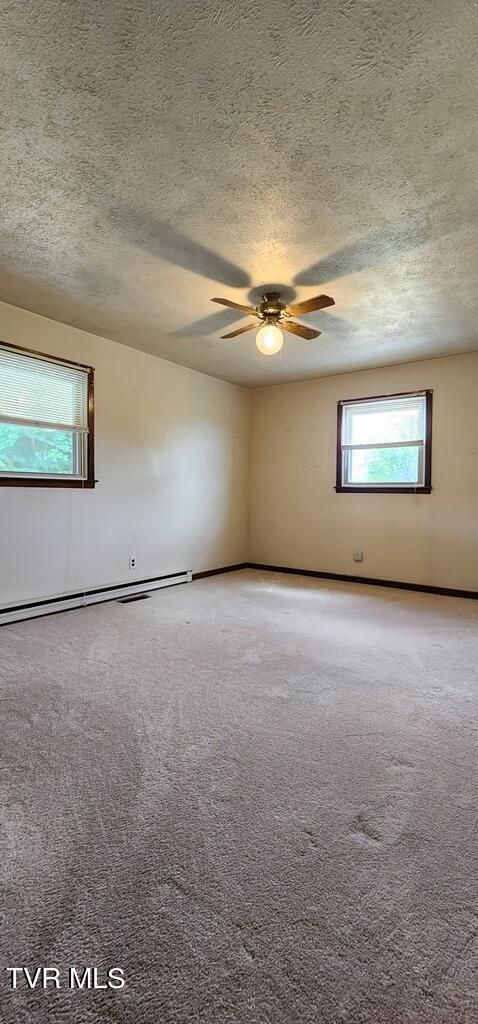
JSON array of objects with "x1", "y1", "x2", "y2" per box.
[{"x1": 1, "y1": 3, "x2": 477, "y2": 1022}]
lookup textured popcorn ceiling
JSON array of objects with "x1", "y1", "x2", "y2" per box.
[{"x1": 0, "y1": 1, "x2": 478, "y2": 387}]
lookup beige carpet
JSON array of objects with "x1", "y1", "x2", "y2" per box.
[{"x1": 1, "y1": 569, "x2": 477, "y2": 1022}]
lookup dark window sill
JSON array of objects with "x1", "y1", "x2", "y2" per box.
[
  {"x1": 0, "y1": 478, "x2": 96, "y2": 488},
  {"x1": 335, "y1": 485, "x2": 432, "y2": 494}
]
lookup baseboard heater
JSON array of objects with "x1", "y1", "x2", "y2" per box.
[{"x1": 0, "y1": 570, "x2": 192, "y2": 626}]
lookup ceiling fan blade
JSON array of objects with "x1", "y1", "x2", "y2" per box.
[
  {"x1": 221, "y1": 322, "x2": 258, "y2": 339},
  {"x1": 286, "y1": 294, "x2": 335, "y2": 316},
  {"x1": 282, "y1": 320, "x2": 321, "y2": 340},
  {"x1": 212, "y1": 297, "x2": 260, "y2": 317}
]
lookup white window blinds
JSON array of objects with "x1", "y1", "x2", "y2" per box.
[
  {"x1": 341, "y1": 394, "x2": 426, "y2": 449},
  {"x1": 0, "y1": 346, "x2": 89, "y2": 431}
]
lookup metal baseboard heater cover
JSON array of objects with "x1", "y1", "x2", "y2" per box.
[{"x1": 0, "y1": 570, "x2": 192, "y2": 625}]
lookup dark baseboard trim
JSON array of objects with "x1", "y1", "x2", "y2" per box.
[
  {"x1": 193, "y1": 562, "x2": 249, "y2": 581},
  {"x1": 246, "y1": 563, "x2": 478, "y2": 601}
]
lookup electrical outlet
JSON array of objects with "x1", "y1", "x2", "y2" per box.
[
  {"x1": 129, "y1": 556, "x2": 136, "y2": 570},
  {"x1": 353, "y1": 550, "x2": 363, "y2": 563}
]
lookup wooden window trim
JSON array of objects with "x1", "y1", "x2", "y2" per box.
[
  {"x1": 335, "y1": 389, "x2": 433, "y2": 494},
  {"x1": 0, "y1": 341, "x2": 96, "y2": 489}
]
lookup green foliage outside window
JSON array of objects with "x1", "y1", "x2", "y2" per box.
[
  {"x1": 0, "y1": 422, "x2": 74, "y2": 475},
  {"x1": 364, "y1": 446, "x2": 419, "y2": 483}
]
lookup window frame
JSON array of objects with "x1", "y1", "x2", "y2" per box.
[
  {"x1": 335, "y1": 389, "x2": 433, "y2": 494},
  {"x1": 0, "y1": 340, "x2": 95, "y2": 488}
]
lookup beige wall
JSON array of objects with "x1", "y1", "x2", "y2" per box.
[
  {"x1": 249, "y1": 353, "x2": 478, "y2": 591},
  {"x1": 0, "y1": 301, "x2": 250, "y2": 606},
  {"x1": 2, "y1": 299, "x2": 477, "y2": 605}
]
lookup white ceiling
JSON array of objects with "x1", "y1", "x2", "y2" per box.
[{"x1": 1, "y1": 1, "x2": 478, "y2": 387}]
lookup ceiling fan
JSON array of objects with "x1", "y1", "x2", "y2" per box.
[{"x1": 211, "y1": 291, "x2": 335, "y2": 355}]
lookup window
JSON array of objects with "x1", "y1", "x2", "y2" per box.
[
  {"x1": 0, "y1": 342, "x2": 95, "y2": 488},
  {"x1": 336, "y1": 391, "x2": 432, "y2": 493}
]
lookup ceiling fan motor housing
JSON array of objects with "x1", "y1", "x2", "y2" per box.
[{"x1": 259, "y1": 292, "x2": 285, "y2": 321}]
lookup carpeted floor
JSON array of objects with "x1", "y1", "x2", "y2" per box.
[{"x1": 1, "y1": 568, "x2": 477, "y2": 1023}]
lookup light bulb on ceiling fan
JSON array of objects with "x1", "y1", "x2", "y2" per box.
[{"x1": 255, "y1": 323, "x2": 283, "y2": 356}]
